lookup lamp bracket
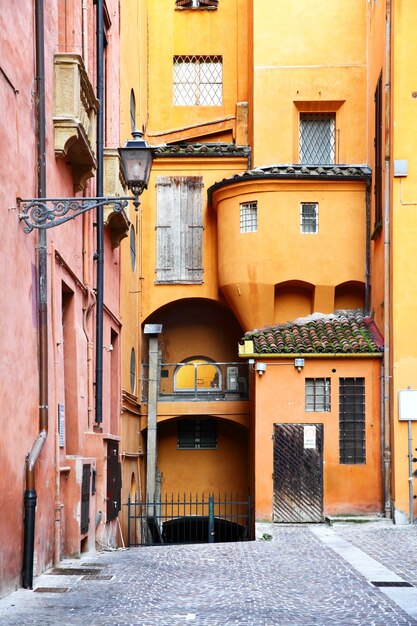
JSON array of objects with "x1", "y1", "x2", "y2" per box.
[{"x1": 18, "y1": 196, "x2": 133, "y2": 233}]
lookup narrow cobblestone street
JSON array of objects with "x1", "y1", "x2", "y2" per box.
[{"x1": 1, "y1": 522, "x2": 417, "y2": 626}]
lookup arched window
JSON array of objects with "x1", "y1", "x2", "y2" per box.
[
  {"x1": 130, "y1": 89, "x2": 136, "y2": 132},
  {"x1": 130, "y1": 347, "x2": 136, "y2": 394},
  {"x1": 174, "y1": 357, "x2": 221, "y2": 392},
  {"x1": 130, "y1": 224, "x2": 136, "y2": 272}
]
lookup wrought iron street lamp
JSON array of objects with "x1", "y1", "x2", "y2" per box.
[
  {"x1": 118, "y1": 130, "x2": 154, "y2": 210},
  {"x1": 18, "y1": 130, "x2": 154, "y2": 233}
]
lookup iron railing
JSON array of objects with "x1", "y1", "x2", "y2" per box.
[
  {"x1": 125, "y1": 493, "x2": 252, "y2": 547},
  {"x1": 141, "y1": 361, "x2": 250, "y2": 402}
]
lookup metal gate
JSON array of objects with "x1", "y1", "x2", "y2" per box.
[
  {"x1": 125, "y1": 493, "x2": 252, "y2": 546},
  {"x1": 273, "y1": 423, "x2": 323, "y2": 523}
]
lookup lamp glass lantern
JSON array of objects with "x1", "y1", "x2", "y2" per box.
[{"x1": 118, "y1": 130, "x2": 154, "y2": 207}]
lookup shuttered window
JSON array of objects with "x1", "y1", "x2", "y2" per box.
[{"x1": 156, "y1": 176, "x2": 204, "y2": 284}]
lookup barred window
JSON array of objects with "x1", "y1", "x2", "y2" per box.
[
  {"x1": 240, "y1": 201, "x2": 258, "y2": 233},
  {"x1": 173, "y1": 55, "x2": 222, "y2": 106},
  {"x1": 339, "y1": 378, "x2": 365, "y2": 464},
  {"x1": 176, "y1": 0, "x2": 218, "y2": 6},
  {"x1": 300, "y1": 203, "x2": 318, "y2": 234},
  {"x1": 178, "y1": 419, "x2": 218, "y2": 449},
  {"x1": 305, "y1": 378, "x2": 331, "y2": 412},
  {"x1": 300, "y1": 113, "x2": 335, "y2": 164}
]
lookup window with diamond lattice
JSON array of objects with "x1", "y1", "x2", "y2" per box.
[
  {"x1": 305, "y1": 378, "x2": 331, "y2": 412},
  {"x1": 299, "y1": 113, "x2": 335, "y2": 164},
  {"x1": 173, "y1": 56, "x2": 222, "y2": 106},
  {"x1": 339, "y1": 378, "x2": 365, "y2": 464},
  {"x1": 240, "y1": 201, "x2": 258, "y2": 233},
  {"x1": 300, "y1": 203, "x2": 318, "y2": 234}
]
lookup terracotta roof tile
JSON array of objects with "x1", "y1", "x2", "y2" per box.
[{"x1": 242, "y1": 314, "x2": 383, "y2": 355}]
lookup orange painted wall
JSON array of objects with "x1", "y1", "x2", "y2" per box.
[
  {"x1": 253, "y1": 357, "x2": 382, "y2": 520},
  {"x1": 213, "y1": 180, "x2": 367, "y2": 331},
  {"x1": 157, "y1": 418, "x2": 249, "y2": 497}
]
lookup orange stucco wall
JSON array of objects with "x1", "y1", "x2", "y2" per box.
[
  {"x1": 213, "y1": 180, "x2": 367, "y2": 331},
  {"x1": 253, "y1": 357, "x2": 382, "y2": 520},
  {"x1": 157, "y1": 418, "x2": 249, "y2": 497}
]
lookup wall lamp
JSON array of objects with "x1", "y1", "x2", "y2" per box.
[
  {"x1": 18, "y1": 131, "x2": 154, "y2": 233},
  {"x1": 294, "y1": 358, "x2": 305, "y2": 372},
  {"x1": 256, "y1": 362, "x2": 267, "y2": 376}
]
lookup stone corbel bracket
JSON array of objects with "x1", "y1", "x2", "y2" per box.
[
  {"x1": 53, "y1": 54, "x2": 99, "y2": 190},
  {"x1": 103, "y1": 148, "x2": 130, "y2": 248}
]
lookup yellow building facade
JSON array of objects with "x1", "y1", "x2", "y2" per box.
[{"x1": 118, "y1": 0, "x2": 417, "y2": 537}]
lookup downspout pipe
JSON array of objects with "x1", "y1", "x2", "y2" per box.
[
  {"x1": 95, "y1": 0, "x2": 104, "y2": 426},
  {"x1": 383, "y1": 0, "x2": 392, "y2": 519},
  {"x1": 22, "y1": 0, "x2": 48, "y2": 588},
  {"x1": 365, "y1": 178, "x2": 371, "y2": 313}
]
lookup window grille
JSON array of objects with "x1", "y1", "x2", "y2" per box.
[
  {"x1": 173, "y1": 55, "x2": 222, "y2": 106},
  {"x1": 300, "y1": 202, "x2": 318, "y2": 234},
  {"x1": 339, "y1": 378, "x2": 365, "y2": 464},
  {"x1": 176, "y1": 0, "x2": 218, "y2": 6},
  {"x1": 299, "y1": 113, "x2": 335, "y2": 164},
  {"x1": 178, "y1": 419, "x2": 218, "y2": 449},
  {"x1": 240, "y1": 201, "x2": 258, "y2": 233},
  {"x1": 305, "y1": 378, "x2": 331, "y2": 412}
]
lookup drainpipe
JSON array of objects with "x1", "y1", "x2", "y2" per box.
[
  {"x1": 365, "y1": 179, "x2": 371, "y2": 313},
  {"x1": 383, "y1": 0, "x2": 392, "y2": 518},
  {"x1": 22, "y1": 0, "x2": 48, "y2": 588},
  {"x1": 95, "y1": 0, "x2": 104, "y2": 427}
]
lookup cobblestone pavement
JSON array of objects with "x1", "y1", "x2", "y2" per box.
[{"x1": 1, "y1": 523, "x2": 417, "y2": 626}]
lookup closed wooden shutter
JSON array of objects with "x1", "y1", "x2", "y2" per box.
[
  {"x1": 156, "y1": 176, "x2": 203, "y2": 283},
  {"x1": 107, "y1": 441, "x2": 121, "y2": 522}
]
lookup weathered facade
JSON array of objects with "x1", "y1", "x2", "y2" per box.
[{"x1": 0, "y1": 0, "x2": 125, "y2": 597}]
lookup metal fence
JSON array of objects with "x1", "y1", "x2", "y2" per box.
[
  {"x1": 125, "y1": 493, "x2": 253, "y2": 547},
  {"x1": 142, "y1": 362, "x2": 250, "y2": 402}
]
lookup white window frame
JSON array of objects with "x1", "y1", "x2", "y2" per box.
[
  {"x1": 305, "y1": 378, "x2": 331, "y2": 412},
  {"x1": 173, "y1": 55, "x2": 223, "y2": 106},
  {"x1": 240, "y1": 201, "x2": 258, "y2": 233},
  {"x1": 300, "y1": 202, "x2": 318, "y2": 234}
]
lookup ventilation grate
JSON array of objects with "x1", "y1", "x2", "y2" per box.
[
  {"x1": 371, "y1": 581, "x2": 413, "y2": 588},
  {"x1": 34, "y1": 587, "x2": 69, "y2": 593},
  {"x1": 82, "y1": 575, "x2": 113, "y2": 581},
  {"x1": 48, "y1": 567, "x2": 102, "y2": 576}
]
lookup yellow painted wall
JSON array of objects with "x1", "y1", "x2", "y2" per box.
[
  {"x1": 157, "y1": 418, "x2": 249, "y2": 497},
  {"x1": 389, "y1": 1, "x2": 417, "y2": 522},
  {"x1": 252, "y1": 0, "x2": 367, "y2": 167},
  {"x1": 253, "y1": 357, "x2": 382, "y2": 520}
]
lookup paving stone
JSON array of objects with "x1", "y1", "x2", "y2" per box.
[{"x1": 0, "y1": 526, "x2": 416, "y2": 625}]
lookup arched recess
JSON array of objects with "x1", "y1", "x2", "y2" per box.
[
  {"x1": 334, "y1": 281, "x2": 365, "y2": 312},
  {"x1": 274, "y1": 280, "x2": 314, "y2": 323},
  {"x1": 142, "y1": 298, "x2": 244, "y2": 365},
  {"x1": 157, "y1": 416, "x2": 249, "y2": 496},
  {"x1": 174, "y1": 356, "x2": 222, "y2": 392}
]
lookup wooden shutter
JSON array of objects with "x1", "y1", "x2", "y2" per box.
[
  {"x1": 106, "y1": 441, "x2": 121, "y2": 522},
  {"x1": 156, "y1": 176, "x2": 203, "y2": 283},
  {"x1": 80, "y1": 464, "x2": 91, "y2": 535}
]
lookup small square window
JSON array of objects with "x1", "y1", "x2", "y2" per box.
[
  {"x1": 300, "y1": 203, "x2": 318, "y2": 234},
  {"x1": 240, "y1": 201, "x2": 258, "y2": 233},
  {"x1": 305, "y1": 378, "x2": 331, "y2": 412}
]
